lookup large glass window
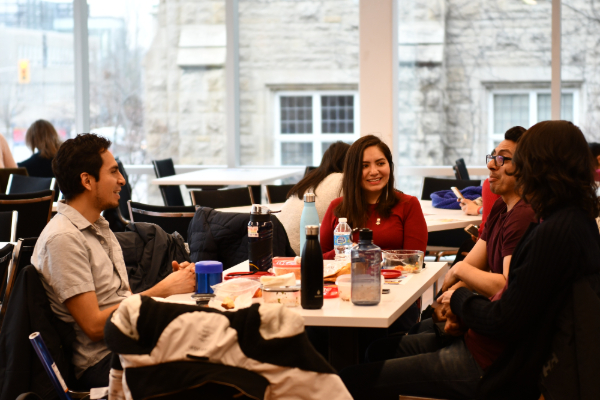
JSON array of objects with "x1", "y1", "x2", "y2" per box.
[{"x1": 0, "y1": 0, "x2": 75, "y2": 162}]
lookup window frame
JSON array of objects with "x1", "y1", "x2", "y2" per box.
[
  {"x1": 274, "y1": 90, "x2": 360, "y2": 166},
  {"x1": 487, "y1": 88, "x2": 579, "y2": 151}
]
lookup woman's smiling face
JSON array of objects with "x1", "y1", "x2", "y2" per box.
[{"x1": 361, "y1": 145, "x2": 390, "y2": 198}]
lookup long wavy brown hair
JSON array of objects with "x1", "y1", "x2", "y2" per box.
[
  {"x1": 335, "y1": 135, "x2": 400, "y2": 228},
  {"x1": 288, "y1": 141, "x2": 350, "y2": 198},
  {"x1": 513, "y1": 120, "x2": 600, "y2": 220},
  {"x1": 26, "y1": 120, "x2": 62, "y2": 159}
]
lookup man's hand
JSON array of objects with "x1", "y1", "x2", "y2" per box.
[
  {"x1": 431, "y1": 302, "x2": 449, "y2": 323},
  {"x1": 441, "y1": 264, "x2": 461, "y2": 292},
  {"x1": 438, "y1": 289, "x2": 455, "y2": 305},
  {"x1": 143, "y1": 265, "x2": 196, "y2": 298},
  {"x1": 444, "y1": 308, "x2": 466, "y2": 337},
  {"x1": 172, "y1": 261, "x2": 192, "y2": 272},
  {"x1": 458, "y1": 199, "x2": 480, "y2": 215}
]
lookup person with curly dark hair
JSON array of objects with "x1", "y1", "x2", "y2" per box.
[{"x1": 340, "y1": 121, "x2": 600, "y2": 400}]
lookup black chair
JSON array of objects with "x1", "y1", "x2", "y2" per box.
[
  {"x1": 0, "y1": 167, "x2": 28, "y2": 193},
  {"x1": 265, "y1": 184, "x2": 295, "y2": 204},
  {"x1": 421, "y1": 177, "x2": 481, "y2": 260},
  {"x1": 0, "y1": 237, "x2": 37, "y2": 327},
  {"x1": 127, "y1": 201, "x2": 195, "y2": 242},
  {"x1": 0, "y1": 190, "x2": 53, "y2": 239},
  {"x1": 454, "y1": 158, "x2": 470, "y2": 180},
  {"x1": 190, "y1": 187, "x2": 253, "y2": 209},
  {"x1": 304, "y1": 166, "x2": 317, "y2": 177},
  {"x1": 116, "y1": 159, "x2": 133, "y2": 219},
  {"x1": 0, "y1": 210, "x2": 18, "y2": 242},
  {"x1": 152, "y1": 158, "x2": 185, "y2": 206},
  {"x1": 0, "y1": 242, "x2": 14, "y2": 309},
  {"x1": 6, "y1": 174, "x2": 55, "y2": 195}
]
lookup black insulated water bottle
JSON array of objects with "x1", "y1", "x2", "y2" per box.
[{"x1": 301, "y1": 225, "x2": 323, "y2": 309}]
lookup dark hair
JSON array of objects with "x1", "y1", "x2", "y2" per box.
[
  {"x1": 504, "y1": 126, "x2": 526, "y2": 143},
  {"x1": 26, "y1": 120, "x2": 62, "y2": 159},
  {"x1": 288, "y1": 141, "x2": 351, "y2": 198},
  {"x1": 589, "y1": 142, "x2": 600, "y2": 168},
  {"x1": 52, "y1": 134, "x2": 112, "y2": 200},
  {"x1": 335, "y1": 135, "x2": 400, "y2": 228},
  {"x1": 513, "y1": 120, "x2": 600, "y2": 220}
]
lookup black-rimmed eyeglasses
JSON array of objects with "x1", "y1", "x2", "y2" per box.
[{"x1": 486, "y1": 154, "x2": 512, "y2": 167}]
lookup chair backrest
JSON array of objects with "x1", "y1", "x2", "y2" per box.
[
  {"x1": 421, "y1": 177, "x2": 482, "y2": 201},
  {"x1": 304, "y1": 166, "x2": 317, "y2": 177},
  {"x1": 152, "y1": 159, "x2": 185, "y2": 206},
  {"x1": 0, "y1": 238, "x2": 37, "y2": 325},
  {"x1": 7, "y1": 174, "x2": 55, "y2": 195},
  {"x1": 0, "y1": 210, "x2": 18, "y2": 242},
  {"x1": 454, "y1": 158, "x2": 470, "y2": 180},
  {"x1": 128, "y1": 201, "x2": 195, "y2": 242},
  {"x1": 0, "y1": 243, "x2": 14, "y2": 309},
  {"x1": 116, "y1": 159, "x2": 133, "y2": 219},
  {"x1": 0, "y1": 191, "x2": 53, "y2": 239},
  {"x1": 0, "y1": 168, "x2": 28, "y2": 193},
  {"x1": 265, "y1": 184, "x2": 295, "y2": 204},
  {"x1": 190, "y1": 187, "x2": 253, "y2": 209}
]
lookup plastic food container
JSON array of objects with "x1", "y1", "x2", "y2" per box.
[
  {"x1": 336, "y1": 274, "x2": 351, "y2": 301},
  {"x1": 382, "y1": 250, "x2": 424, "y2": 274},
  {"x1": 273, "y1": 264, "x2": 301, "y2": 280},
  {"x1": 211, "y1": 278, "x2": 261, "y2": 301},
  {"x1": 262, "y1": 286, "x2": 300, "y2": 307}
]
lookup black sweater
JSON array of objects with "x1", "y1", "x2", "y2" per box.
[
  {"x1": 17, "y1": 152, "x2": 54, "y2": 178},
  {"x1": 451, "y1": 205, "x2": 600, "y2": 400}
]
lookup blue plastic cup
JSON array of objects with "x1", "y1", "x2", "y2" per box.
[{"x1": 195, "y1": 261, "x2": 223, "y2": 294}]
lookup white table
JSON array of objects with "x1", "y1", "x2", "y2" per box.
[
  {"x1": 151, "y1": 168, "x2": 305, "y2": 186},
  {"x1": 164, "y1": 260, "x2": 448, "y2": 369},
  {"x1": 217, "y1": 200, "x2": 482, "y2": 233}
]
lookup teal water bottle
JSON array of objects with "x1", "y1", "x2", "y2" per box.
[{"x1": 299, "y1": 192, "x2": 320, "y2": 253}]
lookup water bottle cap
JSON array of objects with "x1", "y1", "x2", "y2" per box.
[
  {"x1": 339, "y1": 218, "x2": 347, "y2": 223},
  {"x1": 251, "y1": 204, "x2": 271, "y2": 214},
  {"x1": 303, "y1": 193, "x2": 316, "y2": 203},
  {"x1": 358, "y1": 228, "x2": 373, "y2": 241},
  {"x1": 305, "y1": 225, "x2": 319, "y2": 236},
  {"x1": 195, "y1": 261, "x2": 223, "y2": 273}
]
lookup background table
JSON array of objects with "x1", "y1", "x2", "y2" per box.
[
  {"x1": 151, "y1": 168, "x2": 305, "y2": 186},
  {"x1": 217, "y1": 200, "x2": 482, "y2": 233}
]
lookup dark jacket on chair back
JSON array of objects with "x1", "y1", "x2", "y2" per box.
[
  {"x1": 188, "y1": 207, "x2": 295, "y2": 269},
  {"x1": 0, "y1": 265, "x2": 75, "y2": 400}
]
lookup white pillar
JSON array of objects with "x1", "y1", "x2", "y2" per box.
[
  {"x1": 73, "y1": 0, "x2": 90, "y2": 133},
  {"x1": 551, "y1": 0, "x2": 561, "y2": 120},
  {"x1": 226, "y1": 0, "x2": 240, "y2": 167},
  {"x1": 359, "y1": 0, "x2": 398, "y2": 152}
]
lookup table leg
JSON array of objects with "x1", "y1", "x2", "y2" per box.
[
  {"x1": 433, "y1": 280, "x2": 438, "y2": 298},
  {"x1": 328, "y1": 327, "x2": 359, "y2": 371}
]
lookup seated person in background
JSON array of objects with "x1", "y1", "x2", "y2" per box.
[
  {"x1": 320, "y1": 135, "x2": 427, "y2": 259},
  {"x1": 278, "y1": 141, "x2": 350, "y2": 255},
  {"x1": 33, "y1": 134, "x2": 196, "y2": 389},
  {"x1": 18, "y1": 119, "x2": 62, "y2": 177},
  {"x1": 0, "y1": 132, "x2": 17, "y2": 168},
  {"x1": 340, "y1": 120, "x2": 600, "y2": 400}
]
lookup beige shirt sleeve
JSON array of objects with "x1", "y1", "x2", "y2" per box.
[{"x1": 0, "y1": 134, "x2": 17, "y2": 168}]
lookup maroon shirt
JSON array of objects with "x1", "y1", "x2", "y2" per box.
[{"x1": 466, "y1": 197, "x2": 536, "y2": 370}]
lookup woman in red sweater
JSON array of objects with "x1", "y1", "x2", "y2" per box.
[{"x1": 320, "y1": 135, "x2": 428, "y2": 259}]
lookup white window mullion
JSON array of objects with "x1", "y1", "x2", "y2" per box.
[
  {"x1": 529, "y1": 92, "x2": 537, "y2": 128},
  {"x1": 313, "y1": 94, "x2": 322, "y2": 166}
]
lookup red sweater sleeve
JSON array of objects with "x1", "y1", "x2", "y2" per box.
[
  {"x1": 401, "y1": 195, "x2": 428, "y2": 253},
  {"x1": 319, "y1": 197, "x2": 342, "y2": 260}
]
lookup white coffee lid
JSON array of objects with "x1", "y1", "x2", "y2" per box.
[{"x1": 339, "y1": 218, "x2": 347, "y2": 223}]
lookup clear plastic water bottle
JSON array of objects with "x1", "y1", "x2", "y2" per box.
[
  {"x1": 334, "y1": 218, "x2": 352, "y2": 261},
  {"x1": 350, "y1": 228, "x2": 382, "y2": 306},
  {"x1": 300, "y1": 193, "x2": 320, "y2": 253}
]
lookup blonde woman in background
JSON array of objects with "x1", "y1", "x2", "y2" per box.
[
  {"x1": 18, "y1": 119, "x2": 62, "y2": 177},
  {"x1": 0, "y1": 132, "x2": 17, "y2": 169}
]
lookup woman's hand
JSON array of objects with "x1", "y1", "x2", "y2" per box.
[
  {"x1": 458, "y1": 198, "x2": 480, "y2": 215},
  {"x1": 438, "y1": 289, "x2": 455, "y2": 305}
]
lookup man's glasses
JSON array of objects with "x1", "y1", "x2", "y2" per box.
[{"x1": 486, "y1": 154, "x2": 512, "y2": 167}]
